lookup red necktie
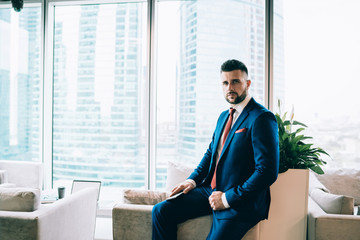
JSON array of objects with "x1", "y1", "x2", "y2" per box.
[{"x1": 211, "y1": 108, "x2": 235, "y2": 189}]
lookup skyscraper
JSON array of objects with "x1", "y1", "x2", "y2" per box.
[
  {"x1": 0, "y1": 8, "x2": 41, "y2": 162},
  {"x1": 177, "y1": 0, "x2": 272, "y2": 163}
]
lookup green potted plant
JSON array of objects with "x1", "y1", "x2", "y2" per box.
[{"x1": 275, "y1": 102, "x2": 329, "y2": 174}]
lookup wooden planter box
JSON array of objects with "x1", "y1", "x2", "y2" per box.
[{"x1": 259, "y1": 169, "x2": 309, "y2": 240}]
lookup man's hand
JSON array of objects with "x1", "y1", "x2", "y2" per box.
[
  {"x1": 208, "y1": 191, "x2": 226, "y2": 211},
  {"x1": 170, "y1": 180, "x2": 195, "y2": 197}
]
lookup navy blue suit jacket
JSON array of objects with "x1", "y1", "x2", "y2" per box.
[{"x1": 188, "y1": 98, "x2": 279, "y2": 223}]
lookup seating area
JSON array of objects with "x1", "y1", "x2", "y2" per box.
[
  {"x1": 2, "y1": 159, "x2": 360, "y2": 240},
  {"x1": 113, "y1": 161, "x2": 309, "y2": 240},
  {"x1": 0, "y1": 160, "x2": 99, "y2": 240}
]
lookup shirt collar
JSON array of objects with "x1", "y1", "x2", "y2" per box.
[{"x1": 230, "y1": 94, "x2": 251, "y2": 114}]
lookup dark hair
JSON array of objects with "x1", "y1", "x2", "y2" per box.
[{"x1": 220, "y1": 59, "x2": 248, "y2": 75}]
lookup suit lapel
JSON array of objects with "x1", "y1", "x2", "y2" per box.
[
  {"x1": 212, "y1": 112, "x2": 229, "y2": 160},
  {"x1": 219, "y1": 98, "x2": 255, "y2": 160}
]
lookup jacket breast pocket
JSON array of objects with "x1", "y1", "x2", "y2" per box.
[
  {"x1": 230, "y1": 127, "x2": 251, "y2": 150},
  {"x1": 235, "y1": 128, "x2": 247, "y2": 133}
]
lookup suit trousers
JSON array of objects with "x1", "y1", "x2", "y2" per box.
[{"x1": 152, "y1": 185, "x2": 257, "y2": 240}]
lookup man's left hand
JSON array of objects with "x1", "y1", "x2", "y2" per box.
[{"x1": 208, "y1": 191, "x2": 226, "y2": 211}]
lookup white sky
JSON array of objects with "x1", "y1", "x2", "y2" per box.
[{"x1": 283, "y1": 0, "x2": 360, "y2": 121}]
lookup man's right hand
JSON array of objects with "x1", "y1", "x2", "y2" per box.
[{"x1": 170, "y1": 180, "x2": 195, "y2": 197}]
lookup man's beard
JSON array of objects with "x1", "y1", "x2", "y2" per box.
[{"x1": 225, "y1": 90, "x2": 247, "y2": 104}]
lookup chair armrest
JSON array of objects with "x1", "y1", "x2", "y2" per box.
[
  {"x1": 37, "y1": 188, "x2": 98, "y2": 240},
  {"x1": 112, "y1": 203, "x2": 153, "y2": 240},
  {"x1": 308, "y1": 197, "x2": 360, "y2": 240},
  {"x1": 314, "y1": 214, "x2": 360, "y2": 240}
]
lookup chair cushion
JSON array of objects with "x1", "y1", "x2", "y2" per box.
[
  {"x1": 316, "y1": 168, "x2": 360, "y2": 205},
  {"x1": 165, "y1": 161, "x2": 195, "y2": 192},
  {"x1": 123, "y1": 189, "x2": 169, "y2": 205},
  {"x1": 310, "y1": 188, "x2": 354, "y2": 214},
  {"x1": 0, "y1": 187, "x2": 40, "y2": 212}
]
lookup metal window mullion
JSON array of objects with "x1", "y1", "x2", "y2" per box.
[
  {"x1": 43, "y1": 0, "x2": 55, "y2": 190},
  {"x1": 265, "y1": 0, "x2": 274, "y2": 111},
  {"x1": 146, "y1": 0, "x2": 157, "y2": 190},
  {"x1": 39, "y1": 0, "x2": 46, "y2": 190}
]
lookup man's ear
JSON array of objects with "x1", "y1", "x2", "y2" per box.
[{"x1": 246, "y1": 79, "x2": 251, "y2": 88}]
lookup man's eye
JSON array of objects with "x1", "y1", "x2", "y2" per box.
[{"x1": 223, "y1": 82, "x2": 228, "y2": 85}]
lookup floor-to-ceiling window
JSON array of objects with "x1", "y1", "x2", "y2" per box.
[
  {"x1": 5, "y1": 0, "x2": 359, "y2": 197},
  {"x1": 0, "y1": 5, "x2": 42, "y2": 162},
  {"x1": 273, "y1": 0, "x2": 360, "y2": 169},
  {"x1": 52, "y1": 2, "x2": 148, "y2": 190},
  {"x1": 154, "y1": 0, "x2": 267, "y2": 188}
]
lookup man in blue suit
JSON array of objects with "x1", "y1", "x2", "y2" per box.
[{"x1": 152, "y1": 59, "x2": 279, "y2": 239}]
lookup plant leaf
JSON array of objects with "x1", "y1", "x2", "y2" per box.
[
  {"x1": 310, "y1": 165, "x2": 324, "y2": 174},
  {"x1": 292, "y1": 120, "x2": 307, "y2": 128},
  {"x1": 295, "y1": 128, "x2": 305, "y2": 134}
]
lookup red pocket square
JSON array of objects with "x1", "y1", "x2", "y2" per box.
[{"x1": 235, "y1": 128, "x2": 247, "y2": 133}]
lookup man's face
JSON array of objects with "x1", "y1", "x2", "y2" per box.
[{"x1": 221, "y1": 70, "x2": 251, "y2": 105}]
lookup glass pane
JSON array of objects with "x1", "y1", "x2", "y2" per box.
[
  {"x1": 0, "y1": 7, "x2": 42, "y2": 162},
  {"x1": 52, "y1": 2, "x2": 148, "y2": 193},
  {"x1": 274, "y1": 0, "x2": 360, "y2": 169},
  {"x1": 155, "y1": 0, "x2": 266, "y2": 188},
  {"x1": 273, "y1": 0, "x2": 285, "y2": 108}
]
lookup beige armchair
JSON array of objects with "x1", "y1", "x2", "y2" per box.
[
  {"x1": 307, "y1": 169, "x2": 360, "y2": 240},
  {"x1": 0, "y1": 188, "x2": 98, "y2": 240},
  {"x1": 0, "y1": 160, "x2": 99, "y2": 240}
]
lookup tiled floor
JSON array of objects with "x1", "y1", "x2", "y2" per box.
[
  {"x1": 94, "y1": 217, "x2": 113, "y2": 240},
  {"x1": 94, "y1": 200, "x2": 117, "y2": 240}
]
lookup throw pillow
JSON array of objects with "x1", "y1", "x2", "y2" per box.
[
  {"x1": 316, "y1": 168, "x2": 360, "y2": 205},
  {"x1": 0, "y1": 187, "x2": 40, "y2": 212},
  {"x1": 165, "y1": 161, "x2": 195, "y2": 192},
  {"x1": 123, "y1": 189, "x2": 169, "y2": 205},
  {"x1": 0, "y1": 170, "x2": 8, "y2": 184},
  {"x1": 310, "y1": 188, "x2": 354, "y2": 215}
]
